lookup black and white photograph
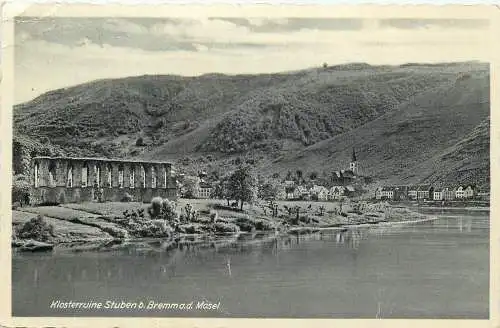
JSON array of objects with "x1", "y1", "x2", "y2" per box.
[{"x1": 5, "y1": 4, "x2": 493, "y2": 321}]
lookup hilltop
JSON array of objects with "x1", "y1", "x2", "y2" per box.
[{"x1": 13, "y1": 61, "x2": 490, "y2": 190}]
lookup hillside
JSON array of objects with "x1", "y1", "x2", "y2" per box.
[
  {"x1": 271, "y1": 67, "x2": 490, "y2": 190},
  {"x1": 13, "y1": 61, "x2": 490, "y2": 190}
]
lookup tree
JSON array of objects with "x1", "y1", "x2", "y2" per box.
[
  {"x1": 12, "y1": 174, "x2": 31, "y2": 206},
  {"x1": 295, "y1": 170, "x2": 303, "y2": 181},
  {"x1": 228, "y1": 166, "x2": 257, "y2": 210},
  {"x1": 258, "y1": 180, "x2": 280, "y2": 200},
  {"x1": 285, "y1": 171, "x2": 293, "y2": 181},
  {"x1": 181, "y1": 176, "x2": 199, "y2": 198},
  {"x1": 309, "y1": 171, "x2": 318, "y2": 181},
  {"x1": 323, "y1": 62, "x2": 328, "y2": 68},
  {"x1": 211, "y1": 177, "x2": 232, "y2": 206}
]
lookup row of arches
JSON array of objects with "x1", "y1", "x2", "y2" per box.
[{"x1": 34, "y1": 160, "x2": 168, "y2": 189}]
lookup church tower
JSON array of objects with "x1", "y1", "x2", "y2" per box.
[{"x1": 350, "y1": 147, "x2": 358, "y2": 174}]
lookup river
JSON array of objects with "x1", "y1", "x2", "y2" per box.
[{"x1": 11, "y1": 208, "x2": 489, "y2": 318}]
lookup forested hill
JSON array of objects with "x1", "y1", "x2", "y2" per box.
[{"x1": 13, "y1": 61, "x2": 490, "y2": 190}]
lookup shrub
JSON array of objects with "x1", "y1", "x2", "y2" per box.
[
  {"x1": 17, "y1": 215, "x2": 55, "y2": 242},
  {"x1": 178, "y1": 223, "x2": 205, "y2": 234},
  {"x1": 12, "y1": 175, "x2": 31, "y2": 206},
  {"x1": 236, "y1": 221, "x2": 255, "y2": 232},
  {"x1": 254, "y1": 219, "x2": 275, "y2": 231},
  {"x1": 121, "y1": 193, "x2": 133, "y2": 202},
  {"x1": 213, "y1": 222, "x2": 240, "y2": 233},
  {"x1": 132, "y1": 219, "x2": 172, "y2": 238},
  {"x1": 148, "y1": 196, "x2": 163, "y2": 218},
  {"x1": 135, "y1": 137, "x2": 145, "y2": 146},
  {"x1": 102, "y1": 226, "x2": 129, "y2": 239},
  {"x1": 148, "y1": 197, "x2": 178, "y2": 221}
]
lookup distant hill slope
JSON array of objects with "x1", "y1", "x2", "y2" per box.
[
  {"x1": 13, "y1": 62, "x2": 490, "y2": 190},
  {"x1": 271, "y1": 68, "x2": 489, "y2": 186}
]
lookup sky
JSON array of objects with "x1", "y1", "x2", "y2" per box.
[{"x1": 14, "y1": 16, "x2": 490, "y2": 104}]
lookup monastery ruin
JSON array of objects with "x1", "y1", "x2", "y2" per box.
[{"x1": 31, "y1": 156, "x2": 178, "y2": 205}]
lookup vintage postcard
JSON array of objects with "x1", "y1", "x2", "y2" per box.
[{"x1": 0, "y1": 3, "x2": 498, "y2": 327}]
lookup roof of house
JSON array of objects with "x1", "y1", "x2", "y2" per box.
[
  {"x1": 345, "y1": 186, "x2": 355, "y2": 192},
  {"x1": 310, "y1": 185, "x2": 328, "y2": 192},
  {"x1": 343, "y1": 170, "x2": 355, "y2": 178},
  {"x1": 199, "y1": 182, "x2": 212, "y2": 188}
]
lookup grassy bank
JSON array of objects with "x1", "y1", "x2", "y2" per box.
[{"x1": 12, "y1": 198, "x2": 430, "y2": 250}]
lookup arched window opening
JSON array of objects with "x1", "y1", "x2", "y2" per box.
[
  {"x1": 94, "y1": 165, "x2": 101, "y2": 187},
  {"x1": 48, "y1": 161, "x2": 57, "y2": 187},
  {"x1": 140, "y1": 165, "x2": 146, "y2": 188},
  {"x1": 151, "y1": 166, "x2": 157, "y2": 188},
  {"x1": 34, "y1": 161, "x2": 40, "y2": 188},
  {"x1": 106, "y1": 164, "x2": 112, "y2": 187},
  {"x1": 67, "y1": 164, "x2": 74, "y2": 187},
  {"x1": 130, "y1": 166, "x2": 135, "y2": 189},
  {"x1": 82, "y1": 163, "x2": 89, "y2": 187},
  {"x1": 118, "y1": 164, "x2": 124, "y2": 188}
]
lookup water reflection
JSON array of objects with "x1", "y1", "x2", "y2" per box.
[
  {"x1": 16, "y1": 229, "x2": 378, "y2": 287},
  {"x1": 12, "y1": 211, "x2": 489, "y2": 318}
]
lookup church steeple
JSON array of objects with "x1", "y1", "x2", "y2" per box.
[{"x1": 350, "y1": 147, "x2": 358, "y2": 174}]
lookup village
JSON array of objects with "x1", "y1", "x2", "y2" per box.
[{"x1": 177, "y1": 148, "x2": 488, "y2": 204}]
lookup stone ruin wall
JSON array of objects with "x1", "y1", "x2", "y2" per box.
[{"x1": 30, "y1": 157, "x2": 178, "y2": 205}]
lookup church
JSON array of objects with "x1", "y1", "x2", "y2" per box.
[{"x1": 330, "y1": 148, "x2": 363, "y2": 186}]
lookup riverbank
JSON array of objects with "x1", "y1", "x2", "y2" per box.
[{"x1": 11, "y1": 199, "x2": 436, "y2": 251}]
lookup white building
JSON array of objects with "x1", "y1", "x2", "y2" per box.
[
  {"x1": 456, "y1": 186, "x2": 465, "y2": 199},
  {"x1": 433, "y1": 190, "x2": 443, "y2": 200}
]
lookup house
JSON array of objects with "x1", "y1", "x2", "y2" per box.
[
  {"x1": 375, "y1": 187, "x2": 383, "y2": 200},
  {"x1": 276, "y1": 188, "x2": 287, "y2": 201},
  {"x1": 378, "y1": 186, "x2": 395, "y2": 200},
  {"x1": 455, "y1": 186, "x2": 466, "y2": 199},
  {"x1": 310, "y1": 185, "x2": 329, "y2": 201},
  {"x1": 344, "y1": 185, "x2": 356, "y2": 197},
  {"x1": 464, "y1": 185, "x2": 477, "y2": 199},
  {"x1": 294, "y1": 185, "x2": 310, "y2": 200},
  {"x1": 329, "y1": 186, "x2": 345, "y2": 200},
  {"x1": 417, "y1": 185, "x2": 432, "y2": 200},
  {"x1": 330, "y1": 170, "x2": 357, "y2": 186},
  {"x1": 392, "y1": 186, "x2": 410, "y2": 201},
  {"x1": 284, "y1": 185, "x2": 296, "y2": 200},
  {"x1": 442, "y1": 187, "x2": 456, "y2": 201},
  {"x1": 408, "y1": 186, "x2": 419, "y2": 200},
  {"x1": 433, "y1": 190, "x2": 443, "y2": 200},
  {"x1": 477, "y1": 191, "x2": 489, "y2": 200},
  {"x1": 197, "y1": 181, "x2": 213, "y2": 199}
]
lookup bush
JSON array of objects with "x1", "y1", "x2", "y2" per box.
[
  {"x1": 147, "y1": 197, "x2": 178, "y2": 221},
  {"x1": 135, "y1": 137, "x2": 145, "y2": 146},
  {"x1": 254, "y1": 219, "x2": 275, "y2": 231},
  {"x1": 121, "y1": 193, "x2": 133, "y2": 202},
  {"x1": 102, "y1": 226, "x2": 129, "y2": 239},
  {"x1": 236, "y1": 221, "x2": 255, "y2": 232},
  {"x1": 132, "y1": 219, "x2": 172, "y2": 238},
  {"x1": 12, "y1": 175, "x2": 31, "y2": 206},
  {"x1": 213, "y1": 222, "x2": 240, "y2": 233},
  {"x1": 17, "y1": 215, "x2": 55, "y2": 242},
  {"x1": 148, "y1": 197, "x2": 163, "y2": 218}
]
